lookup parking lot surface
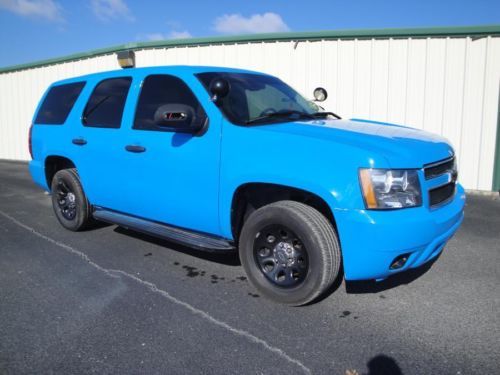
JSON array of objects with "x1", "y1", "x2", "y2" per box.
[{"x1": 0, "y1": 160, "x2": 499, "y2": 374}]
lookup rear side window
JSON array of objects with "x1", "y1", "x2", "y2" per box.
[
  {"x1": 83, "y1": 77, "x2": 132, "y2": 129},
  {"x1": 35, "y1": 82, "x2": 85, "y2": 125},
  {"x1": 134, "y1": 74, "x2": 206, "y2": 131}
]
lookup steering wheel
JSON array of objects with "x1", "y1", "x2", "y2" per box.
[{"x1": 259, "y1": 107, "x2": 277, "y2": 117}]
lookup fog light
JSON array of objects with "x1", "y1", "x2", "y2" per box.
[{"x1": 390, "y1": 253, "x2": 410, "y2": 270}]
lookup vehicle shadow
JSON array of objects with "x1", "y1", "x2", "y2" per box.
[
  {"x1": 113, "y1": 226, "x2": 241, "y2": 266},
  {"x1": 83, "y1": 220, "x2": 112, "y2": 231},
  {"x1": 365, "y1": 354, "x2": 403, "y2": 375},
  {"x1": 112, "y1": 224, "x2": 439, "y2": 299},
  {"x1": 345, "y1": 255, "x2": 439, "y2": 294}
]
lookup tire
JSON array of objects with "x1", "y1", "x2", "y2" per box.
[
  {"x1": 239, "y1": 200, "x2": 341, "y2": 306},
  {"x1": 50, "y1": 168, "x2": 93, "y2": 231}
]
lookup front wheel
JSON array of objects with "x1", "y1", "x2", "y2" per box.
[{"x1": 239, "y1": 201, "x2": 341, "y2": 306}]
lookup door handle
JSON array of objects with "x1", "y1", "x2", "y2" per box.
[
  {"x1": 72, "y1": 138, "x2": 87, "y2": 146},
  {"x1": 125, "y1": 145, "x2": 146, "y2": 153}
]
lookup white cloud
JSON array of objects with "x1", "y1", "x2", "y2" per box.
[
  {"x1": 140, "y1": 30, "x2": 192, "y2": 41},
  {"x1": 0, "y1": 0, "x2": 64, "y2": 21},
  {"x1": 168, "y1": 30, "x2": 192, "y2": 39},
  {"x1": 143, "y1": 33, "x2": 165, "y2": 41},
  {"x1": 214, "y1": 12, "x2": 289, "y2": 34},
  {"x1": 90, "y1": 0, "x2": 134, "y2": 22}
]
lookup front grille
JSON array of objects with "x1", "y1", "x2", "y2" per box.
[
  {"x1": 424, "y1": 157, "x2": 455, "y2": 180},
  {"x1": 424, "y1": 156, "x2": 458, "y2": 208},
  {"x1": 429, "y1": 182, "x2": 456, "y2": 207}
]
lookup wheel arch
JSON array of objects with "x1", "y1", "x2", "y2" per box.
[
  {"x1": 230, "y1": 182, "x2": 338, "y2": 241},
  {"x1": 44, "y1": 155, "x2": 77, "y2": 190}
]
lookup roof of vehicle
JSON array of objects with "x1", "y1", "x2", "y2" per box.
[{"x1": 51, "y1": 65, "x2": 265, "y2": 86}]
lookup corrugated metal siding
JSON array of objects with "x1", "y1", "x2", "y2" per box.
[{"x1": 0, "y1": 35, "x2": 499, "y2": 190}]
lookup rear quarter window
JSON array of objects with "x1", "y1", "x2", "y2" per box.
[{"x1": 35, "y1": 82, "x2": 85, "y2": 125}]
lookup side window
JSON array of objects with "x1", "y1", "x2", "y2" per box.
[
  {"x1": 35, "y1": 82, "x2": 85, "y2": 125},
  {"x1": 82, "y1": 77, "x2": 132, "y2": 128},
  {"x1": 134, "y1": 74, "x2": 207, "y2": 131}
]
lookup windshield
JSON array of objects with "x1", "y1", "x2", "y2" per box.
[{"x1": 197, "y1": 72, "x2": 320, "y2": 125}]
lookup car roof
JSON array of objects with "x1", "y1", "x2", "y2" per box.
[{"x1": 52, "y1": 65, "x2": 267, "y2": 86}]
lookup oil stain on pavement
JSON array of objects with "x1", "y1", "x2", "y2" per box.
[{"x1": 173, "y1": 262, "x2": 258, "y2": 296}]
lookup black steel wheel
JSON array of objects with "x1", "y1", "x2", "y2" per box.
[
  {"x1": 253, "y1": 224, "x2": 309, "y2": 288},
  {"x1": 239, "y1": 200, "x2": 341, "y2": 306},
  {"x1": 51, "y1": 168, "x2": 93, "y2": 231},
  {"x1": 55, "y1": 178, "x2": 77, "y2": 220}
]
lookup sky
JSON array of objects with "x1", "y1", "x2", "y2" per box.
[{"x1": 0, "y1": 0, "x2": 499, "y2": 68}]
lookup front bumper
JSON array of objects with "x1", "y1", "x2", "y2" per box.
[{"x1": 335, "y1": 183, "x2": 466, "y2": 280}]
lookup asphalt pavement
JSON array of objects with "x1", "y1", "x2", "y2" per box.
[{"x1": 0, "y1": 159, "x2": 499, "y2": 374}]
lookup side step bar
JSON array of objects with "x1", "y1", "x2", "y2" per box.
[{"x1": 93, "y1": 207, "x2": 235, "y2": 251}]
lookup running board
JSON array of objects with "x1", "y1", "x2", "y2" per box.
[{"x1": 93, "y1": 207, "x2": 235, "y2": 251}]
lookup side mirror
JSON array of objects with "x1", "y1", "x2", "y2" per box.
[
  {"x1": 209, "y1": 78, "x2": 230, "y2": 102},
  {"x1": 153, "y1": 104, "x2": 204, "y2": 134},
  {"x1": 313, "y1": 87, "x2": 328, "y2": 102}
]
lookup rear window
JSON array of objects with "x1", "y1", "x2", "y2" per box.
[
  {"x1": 82, "y1": 77, "x2": 132, "y2": 129},
  {"x1": 35, "y1": 82, "x2": 85, "y2": 125}
]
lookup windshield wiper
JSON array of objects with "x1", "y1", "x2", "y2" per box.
[
  {"x1": 311, "y1": 111, "x2": 342, "y2": 119},
  {"x1": 246, "y1": 110, "x2": 315, "y2": 125}
]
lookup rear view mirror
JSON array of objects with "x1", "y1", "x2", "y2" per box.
[{"x1": 154, "y1": 104, "x2": 203, "y2": 134}]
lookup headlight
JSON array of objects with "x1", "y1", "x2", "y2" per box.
[{"x1": 359, "y1": 169, "x2": 422, "y2": 209}]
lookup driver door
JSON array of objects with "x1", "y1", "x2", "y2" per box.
[{"x1": 113, "y1": 72, "x2": 222, "y2": 236}]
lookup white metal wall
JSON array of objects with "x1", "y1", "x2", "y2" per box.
[{"x1": 1, "y1": 36, "x2": 499, "y2": 190}]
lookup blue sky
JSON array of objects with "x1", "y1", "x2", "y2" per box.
[{"x1": 0, "y1": 0, "x2": 499, "y2": 68}]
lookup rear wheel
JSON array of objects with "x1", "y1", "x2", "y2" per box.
[
  {"x1": 51, "y1": 168, "x2": 93, "y2": 231},
  {"x1": 239, "y1": 200, "x2": 341, "y2": 305}
]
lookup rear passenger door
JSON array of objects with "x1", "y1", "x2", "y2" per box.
[{"x1": 117, "y1": 73, "x2": 222, "y2": 236}]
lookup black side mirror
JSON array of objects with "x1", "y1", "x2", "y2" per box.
[
  {"x1": 153, "y1": 104, "x2": 204, "y2": 134},
  {"x1": 313, "y1": 87, "x2": 328, "y2": 102},
  {"x1": 209, "y1": 78, "x2": 230, "y2": 102}
]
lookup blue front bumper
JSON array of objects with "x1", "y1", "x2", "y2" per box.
[{"x1": 335, "y1": 184, "x2": 466, "y2": 280}]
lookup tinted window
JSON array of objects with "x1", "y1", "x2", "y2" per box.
[
  {"x1": 35, "y1": 82, "x2": 85, "y2": 125},
  {"x1": 134, "y1": 74, "x2": 207, "y2": 131},
  {"x1": 83, "y1": 77, "x2": 132, "y2": 128}
]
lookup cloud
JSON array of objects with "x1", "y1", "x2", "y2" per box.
[
  {"x1": 214, "y1": 12, "x2": 289, "y2": 34},
  {"x1": 0, "y1": 0, "x2": 64, "y2": 21},
  {"x1": 167, "y1": 30, "x2": 192, "y2": 39},
  {"x1": 139, "y1": 30, "x2": 192, "y2": 41},
  {"x1": 90, "y1": 0, "x2": 134, "y2": 22},
  {"x1": 143, "y1": 33, "x2": 165, "y2": 41}
]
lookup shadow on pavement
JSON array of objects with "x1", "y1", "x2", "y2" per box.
[
  {"x1": 366, "y1": 354, "x2": 403, "y2": 375},
  {"x1": 112, "y1": 222, "x2": 440, "y2": 300},
  {"x1": 113, "y1": 226, "x2": 241, "y2": 266},
  {"x1": 345, "y1": 255, "x2": 439, "y2": 294}
]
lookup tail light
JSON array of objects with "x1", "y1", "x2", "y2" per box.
[{"x1": 28, "y1": 124, "x2": 33, "y2": 159}]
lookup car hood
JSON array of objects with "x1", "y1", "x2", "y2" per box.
[{"x1": 260, "y1": 118, "x2": 454, "y2": 168}]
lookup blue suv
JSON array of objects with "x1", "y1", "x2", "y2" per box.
[{"x1": 29, "y1": 66, "x2": 465, "y2": 305}]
